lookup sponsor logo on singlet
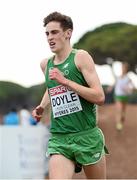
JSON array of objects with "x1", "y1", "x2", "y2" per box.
[{"x1": 49, "y1": 85, "x2": 83, "y2": 118}]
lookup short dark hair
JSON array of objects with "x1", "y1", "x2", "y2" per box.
[{"x1": 43, "y1": 11, "x2": 73, "y2": 31}]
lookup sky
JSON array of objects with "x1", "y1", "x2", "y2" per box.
[{"x1": 0, "y1": 0, "x2": 137, "y2": 87}]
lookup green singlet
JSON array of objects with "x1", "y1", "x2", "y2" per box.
[
  {"x1": 45, "y1": 49, "x2": 97, "y2": 134},
  {"x1": 45, "y1": 49, "x2": 109, "y2": 173}
]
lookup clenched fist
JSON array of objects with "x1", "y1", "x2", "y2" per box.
[
  {"x1": 49, "y1": 68, "x2": 68, "y2": 85},
  {"x1": 32, "y1": 105, "x2": 44, "y2": 122}
]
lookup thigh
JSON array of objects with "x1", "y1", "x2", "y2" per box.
[
  {"x1": 49, "y1": 154, "x2": 75, "y2": 179},
  {"x1": 83, "y1": 155, "x2": 106, "y2": 179},
  {"x1": 121, "y1": 102, "x2": 127, "y2": 112},
  {"x1": 115, "y1": 101, "x2": 123, "y2": 111}
]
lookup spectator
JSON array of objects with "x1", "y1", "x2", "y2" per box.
[
  {"x1": 29, "y1": 115, "x2": 37, "y2": 125},
  {"x1": 19, "y1": 105, "x2": 31, "y2": 126},
  {"x1": 3, "y1": 107, "x2": 19, "y2": 125}
]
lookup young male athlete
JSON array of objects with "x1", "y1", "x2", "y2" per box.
[{"x1": 32, "y1": 11, "x2": 108, "y2": 179}]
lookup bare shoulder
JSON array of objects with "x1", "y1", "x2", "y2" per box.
[
  {"x1": 76, "y1": 49, "x2": 89, "y2": 56},
  {"x1": 40, "y1": 58, "x2": 49, "y2": 74},
  {"x1": 75, "y1": 49, "x2": 95, "y2": 70}
]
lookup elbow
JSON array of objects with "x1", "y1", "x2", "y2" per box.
[{"x1": 96, "y1": 94, "x2": 105, "y2": 106}]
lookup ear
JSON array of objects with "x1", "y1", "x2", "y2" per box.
[{"x1": 65, "y1": 29, "x2": 72, "y2": 39}]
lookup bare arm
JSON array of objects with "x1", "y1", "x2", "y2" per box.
[
  {"x1": 39, "y1": 58, "x2": 50, "y2": 108},
  {"x1": 49, "y1": 50, "x2": 105, "y2": 105},
  {"x1": 32, "y1": 58, "x2": 50, "y2": 121},
  {"x1": 67, "y1": 50, "x2": 105, "y2": 105},
  {"x1": 39, "y1": 89, "x2": 50, "y2": 108}
]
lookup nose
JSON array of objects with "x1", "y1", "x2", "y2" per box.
[{"x1": 47, "y1": 33, "x2": 53, "y2": 41}]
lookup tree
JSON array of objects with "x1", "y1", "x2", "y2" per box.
[
  {"x1": 0, "y1": 81, "x2": 45, "y2": 114},
  {"x1": 73, "y1": 22, "x2": 137, "y2": 73}
]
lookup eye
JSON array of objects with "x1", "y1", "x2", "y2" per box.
[
  {"x1": 45, "y1": 32, "x2": 49, "y2": 36},
  {"x1": 51, "y1": 30, "x2": 59, "y2": 34}
]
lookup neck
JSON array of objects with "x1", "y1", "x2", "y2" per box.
[
  {"x1": 54, "y1": 45, "x2": 72, "y2": 63},
  {"x1": 122, "y1": 71, "x2": 127, "y2": 75}
]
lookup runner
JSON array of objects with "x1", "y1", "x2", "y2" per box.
[
  {"x1": 114, "y1": 62, "x2": 135, "y2": 130},
  {"x1": 32, "y1": 11, "x2": 108, "y2": 179}
]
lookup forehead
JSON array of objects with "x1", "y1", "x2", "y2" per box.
[{"x1": 45, "y1": 21, "x2": 62, "y2": 32}]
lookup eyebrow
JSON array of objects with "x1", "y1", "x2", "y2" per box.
[{"x1": 45, "y1": 29, "x2": 60, "y2": 35}]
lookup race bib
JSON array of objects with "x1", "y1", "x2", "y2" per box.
[{"x1": 49, "y1": 85, "x2": 83, "y2": 118}]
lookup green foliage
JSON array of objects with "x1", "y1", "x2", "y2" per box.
[
  {"x1": 73, "y1": 22, "x2": 137, "y2": 73},
  {"x1": 0, "y1": 81, "x2": 26, "y2": 99},
  {"x1": 128, "y1": 89, "x2": 137, "y2": 104},
  {"x1": 0, "y1": 81, "x2": 46, "y2": 114},
  {"x1": 27, "y1": 83, "x2": 46, "y2": 106}
]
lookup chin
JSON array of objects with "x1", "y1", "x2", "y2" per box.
[
  {"x1": 50, "y1": 47, "x2": 56, "y2": 52},
  {"x1": 51, "y1": 49, "x2": 59, "y2": 54}
]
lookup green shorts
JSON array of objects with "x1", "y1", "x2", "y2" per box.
[
  {"x1": 47, "y1": 127, "x2": 109, "y2": 173},
  {"x1": 115, "y1": 95, "x2": 129, "y2": 102}
]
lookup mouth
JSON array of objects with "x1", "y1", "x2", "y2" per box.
[{"x1": 49, "y1": 42, "x2": 56, "y2": 48}]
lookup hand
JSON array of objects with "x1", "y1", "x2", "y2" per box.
[
  {"x1": 32, "y1": 105, "x2": 44, "y2": 122},
  {"x1": 49, "y1": 68, "x2": 68, "y2": 85}
]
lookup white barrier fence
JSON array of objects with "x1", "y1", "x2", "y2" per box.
[{"x1": 0, "y1": 125, "x2": 50, "y2": 179}]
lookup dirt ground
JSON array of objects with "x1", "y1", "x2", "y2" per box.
[{"x1": 73, "y1": 104, "x2": 137, "y2": 179}]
